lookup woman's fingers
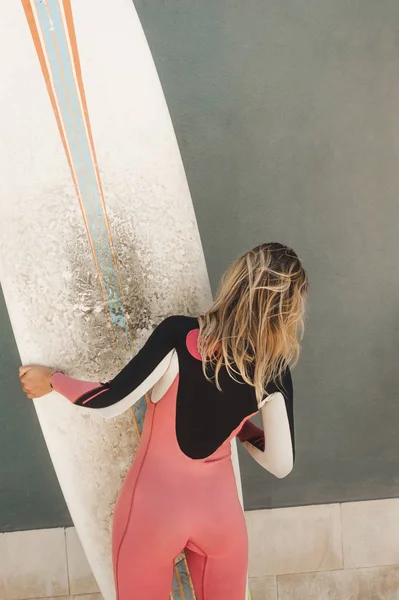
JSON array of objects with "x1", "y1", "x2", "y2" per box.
[
  {"x1": 21, "y1": 383, "x2": 36, "y2": 396},
  {"x1": 19, "y1": 365, "x2": 34, "y2": 378},
  {"x1": 23, "y1": 388, "x2": 43, "y2": 399}
]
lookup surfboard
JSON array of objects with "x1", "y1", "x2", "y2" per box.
[{"x1": 0, "y1": 1, "x2": 249, "y2": 598}]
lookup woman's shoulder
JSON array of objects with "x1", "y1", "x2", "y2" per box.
[
  {"x1": 265, "y1": 366, "x2": 293, "y2": 397},
  {"x1": 157, "y1": 314, "x2": 199, "y2": 333}
]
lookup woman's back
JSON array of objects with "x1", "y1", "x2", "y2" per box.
[{"x1": 48, "y1": 313, "x2": 293, "y2": 462}]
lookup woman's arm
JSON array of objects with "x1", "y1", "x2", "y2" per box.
[
  {"x1": 19, "y1": 316, "x2": 178, "y2": 418},
  {"x1": 237, "y1": 419, "x2": 265, "y2": 451},
  {"x1": 238, "y1": 368, "x2": 295, "y2": 479}
]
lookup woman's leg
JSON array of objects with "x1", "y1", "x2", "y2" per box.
[
  {"x1": 112, "y1": 486, "x2": 180, "y2": 600},
  {"x1": 114, "y1": 536, "x2": 174, "y2": 600},
  {"x1": 185, "y1": 548, "x2": 206, "y2": 600},
  {"x1": 110, "y1": 402, "x2": 177, "y2": 599},
  {"x1": 111, "y1": 461, "x2": 182, "y2": 599},
  {"x1": 186, "y1": 541, "x2": 248, "y2": 600},
  {"x1": 185, "y1": 470, "x2": 249, "y2": 600}
]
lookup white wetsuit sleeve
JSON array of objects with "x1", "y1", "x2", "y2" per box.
[{"x1": 240, "y1": 368, "x2": 295, "y2": 479}]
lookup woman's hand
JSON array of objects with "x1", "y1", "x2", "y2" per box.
[{"x1": 19, "y1": 365, "x2": 55, "y2": 399}]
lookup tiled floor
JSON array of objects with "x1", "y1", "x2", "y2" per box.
[
  {"x1": 32, "y1": 597, "x2": 102, "y2": 600},
  {"x1": 1, "y1": 497, "x2": 399, "y2": 600},
  {"x1": 0, "y1": 528, "x2": 99, "y2": 600},
  {"x1": 276, "y1": 566, "x2": 399, "y2": 600}
]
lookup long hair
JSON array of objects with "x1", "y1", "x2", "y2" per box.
[{"x1": 198, "y1": 243, "x2": 309, "y2": 405}]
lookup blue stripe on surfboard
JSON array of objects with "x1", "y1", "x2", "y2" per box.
[
  {"x1": 176, "y1": 559, "x2": 195, "y2": 600},
  {"x1": 171, "y1": 567, "x2": 181, "y2": 599},
  {"x1": 139, "y1": 396, "x2": 148, "y2": 418},
  {"x1": 35, "y1": 0, "x2": 131, "y2": 342},
  {"x1": 131, "y1": 401, "x2": 144, "y2": 433},
  {"x1": 34, "y1": 0, "x2": 151, "y2": 445},
  {"x1": 170, "y1": 558, "x2": 194, "y2": 600}
]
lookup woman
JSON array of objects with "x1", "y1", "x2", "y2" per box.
[{"x1": 19, "y1": 242, "x2": 308, "y2": 600}]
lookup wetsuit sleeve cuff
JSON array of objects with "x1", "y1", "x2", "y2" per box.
[
  {"x1": 50, "y1": 371, "x2": 102, "y2": 404},
  {"x1": 237, "y1": 419, "x2": 265, "y2": 452}
]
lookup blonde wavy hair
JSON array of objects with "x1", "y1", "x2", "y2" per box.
[{"x1": 198, "y1": 243, "x2": 309, "y2": 405}]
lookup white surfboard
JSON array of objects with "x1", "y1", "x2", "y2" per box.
[{"x1": 0, "y1": 1, "x2": 247, "y2": 598}]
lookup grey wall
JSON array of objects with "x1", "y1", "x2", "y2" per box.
[
  {"x1": 0, "y1": 287, "x2": 71, "y2": 531},
  {"x1": 1, "y1": 0, "x2": 399, "y2": 530},
  {"x1": 133, "y1": 0, "x2": 399, "y2": 508}
]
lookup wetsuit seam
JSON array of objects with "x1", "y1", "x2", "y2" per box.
[
  {"x1": 187, "y1": 541, "x2": 208, "y2": 599},
  {"x1": 202, "y1": 555, "x2": 208, "y2": 600},
  {"x1": 114, "y1": 403, "x2": 156, "y2": 599}
]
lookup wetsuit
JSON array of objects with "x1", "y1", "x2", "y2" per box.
[{"x1": 51, "y1": 315, "x2": 295, "y2": 600}]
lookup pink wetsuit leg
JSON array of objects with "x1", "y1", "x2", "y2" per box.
[
  {"x1": 185, "y1": 466, "x2": 248, "y2": 600},
  {"x1": 186, "y1": 538, "x2": 248, "y2": 600}
]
